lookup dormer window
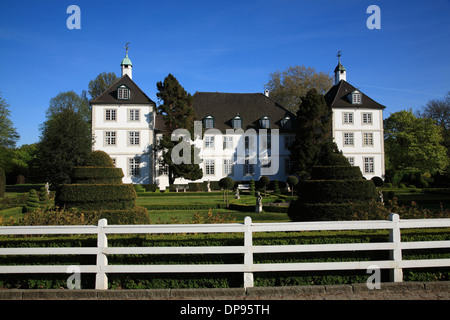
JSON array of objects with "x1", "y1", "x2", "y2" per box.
[
  {"x1": 117, "y1": 85, "x2": 130, "y2": 100},
  {"x1": 204, "y1": 115, "x2": 215, "y2": 129},
  {"x1": 260, "y1": 116, "x2": 270, "y2": 129},
  {"x1": 281, "y1": 116, "x2": 291, "y2": 129},
  {"x1": 352, "y1": 90, "x2": 362, "y2": 104},
  {"x1": 232, "y1": 115, "x2": 242, "y2": 129}
]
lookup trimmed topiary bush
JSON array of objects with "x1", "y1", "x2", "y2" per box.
[
  {"x1": 25, "y1": 189, "x2": 40, "y2": 213},
  {"x1": 56, "y1": 151, "x2": 148, "y2": 223},
  {"x1": 288, "y1": 166, "x2": 378, "y2": 221}
]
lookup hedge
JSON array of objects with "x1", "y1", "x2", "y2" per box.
[
  {"x1": 71, "y1": 167, "x2": 124, "y2": 184},
  {"x1": 310, "y1": 166, "x2": 363, "y2": 180},
  {"x1": 288, "y1": 166, "x2": 379, "y2": 222},
  {"x1": 0, "y1": 228, "x2": 448, "y2": 289},
  {"x1": 56, "y1": 184, "x2": 136, "y2": 210},
  {"x1": 297, "y1": 180, "x2": 377, "y2": 204}
]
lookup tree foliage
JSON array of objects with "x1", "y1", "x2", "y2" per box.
[
  {"x1": 88, "y1": 72, "x2": 118, "y2": 101},
  {"x1": 384, "y1": 110, "x2": 449, "y2": 174},
  {"x1": 289, "y1": 89, "x2": 347, "y2": 179},
  {"x1": 38, "y1": 106, "x2": 92, "y2": 188},
  {"x1": 264, "y1": 65, "x2": 333, "y2": 113},
  {"x1": 418, "y1": 91, "x2": 450, "y2": 158},
  {"x1": 156, "y1": 74, "x2": 202, "y2": 184},
  {"x1": 0, "y1": 92, "x2": 20, "y2": 149}
]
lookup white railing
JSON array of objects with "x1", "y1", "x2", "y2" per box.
[{"x1": 1, "y1": 213, "x2": 450, "y2": 290}]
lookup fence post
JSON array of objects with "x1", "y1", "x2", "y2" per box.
[
  {"x1": 243, "y1": 216, "x2": 254, "y2": 289},
  {"x1": 96, "y1": 219, "x2": 108, "y2": 290},
  {"x1": 389, "y1": 213, "x2": 403, "y2": 282}
]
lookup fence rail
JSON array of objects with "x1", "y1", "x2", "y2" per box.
[{"x1": 1, "y1": 214, "x2": 450, "y2": 290}]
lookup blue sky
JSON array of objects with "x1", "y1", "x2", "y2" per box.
[{"x1": 1, "y1": 0, "x2": 449, "y2": 146}]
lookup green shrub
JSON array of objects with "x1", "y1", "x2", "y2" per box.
[
  {"x1": 83, "y1": 150, "x2": 115, "y2": 167},
  {"x1": 249, "y1": 179, "x2": 255, "y2": 196},
  {"x1": 25, "y1": 189, "x2": 40, "y2": 213},
  {"x1": 134, "y1": 184, "x2": 145, "y2": 192},
  {"x1": 311, "y1": 166, "x2": 362, "y2": 180},
  {"x1": 288, "y1": 166, "x2": 379, "y2": 221},
  {"x1": 56, "y1": 151, "x2": 139, "y2": 218},
  {"x1": 297, "y1": 180, "x2": 377, "y2": 204},
  {"x1": 56, "y1": 184, "x2": 136, "y2": 210},
  {"x1": 71, "y1": 167, "x2": 124, "y2": 184}
]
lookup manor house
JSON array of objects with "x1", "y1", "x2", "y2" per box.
[{"x1": 91, "y1": 51, "x2": 385, "y2": 189}]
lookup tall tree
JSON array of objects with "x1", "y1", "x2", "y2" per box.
[
  {"x1": 88, "y1": 72, "x2": 118, "y2": 101},
  {"x1": 264, "y1": 65, "x2": 333, "y2": 113},
  {"x1": 46, "y1": 91, "x2": 90, "y2": 123},
  {"x1": 418, "y1": 91, "x2": 450, "y2": 157},
  {"x1": 289, "y1": 89, "x2": 346, "y2": 179},
  {"x1": 156, "y1": 74, "x2": 202, "y2": 184},
  {"x1": 38, "y1": 96, "x2": 92, "y2": 188},
  {"x1": 0, "y1": 92, "x2": 20, "y2": 149},
  {"x1": 384, "y1": 110, "x2": 449, "y2": 174}
]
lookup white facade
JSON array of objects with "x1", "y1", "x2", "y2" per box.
[
  {"x1": 92, "y1": 103, "x2": 155, "y2": 184},
  {"x1": 332, "y1": 107, "x2": 385, "y2": 179},
  {"x1": 92, "y1": 53, "x2": 385, "y2": 187},
  {"x1": 155, "y1": 130, "x2": 295, "y2": 189}
]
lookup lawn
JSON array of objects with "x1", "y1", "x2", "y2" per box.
[
  {"x1": 2, "y1": 184, "x2": 449, "y2": 225},
  {"x1": 136, "y1": 191, "x2": 290, "y2": 223}
]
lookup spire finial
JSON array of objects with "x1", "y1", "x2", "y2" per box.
[
  {"x1": 124, "y1": 42, "x2": 130, "y2": 55},
  {"x1": 337, "y1": 50, "x2": 342, "y2": 62}
]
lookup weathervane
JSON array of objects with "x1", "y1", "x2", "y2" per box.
[
  {"x1": 337, "y1": 50, "x2": 342, "y2": 62},
  {"x1": 125, "y1": 42, "x2": 130, "y2": 54}
]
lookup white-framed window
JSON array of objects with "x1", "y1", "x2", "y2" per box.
[
  {"x1": 260, "y1": 116, "x2": 270, "y2": 128},
  {"x1": 118, "y1": 85, "x2": 130, "y2": 100},
  {"x1": 105, "y1": 109, "x2": 116, "y2": 121},
  {"x1": 223, "y1": 159, "x2": 233, "y2": 175},
  {"x1": 352, "y1": 91, "x2": 362, "y2": 104},
  {"x1": 347, "y1": 157, "x2": 355, "y2": 166},
  {"x1": 205, "y1": 159, "x2": 215, "y2": 175},
  {"x1": 285, "y1": 158, "x2": 292, "y2": 174},
  {"x1": 344, "y1": 132, "x2": 354, "y2": 146},
  {"x1": 223, "y1": 136, "x2": 233, "y2": 149},
  {"x1": 284, "y1": 136, "x2": 294, "y2": 149},
  {"x1": 232, "y1": 116, "x2": 242, "y2": 129},
  {"x1": 204, "y1": 115, "x2": 214, "y2": 129},
  {"x1": 244, "y1": 159, "x2": 255, "y2": 176},
  {"x1": 129, "y1": 158, "x2": 140, "y2": 177},
  {"x1": 343, "y1": 112, "x2": 354, "y2": 124},
  {"x1": 364, "y1": 157, "x2": 374, "y2": 174},
  {"x1": 282, "y1": 116, "x2": 291, "y2": 129},
  {"x1": 205, "y1": 136, "x2": 215, "y2": 148},
  {"x1": 105, "y1": 131, "x2": 116, "y2": 146},
  {"x1": 129, "y1": 131, "x2": 140, "y2": 145},
  {"x1": 363, "y1": 133, "x2": 374, "y2": 146},
  {"x1": 156, "y1": 160, "x2": 168, "y2": 176},
  {"x1": 362, "y1": 112, "x2": 373, "y2": 124},
  {"x1": 129, "y1": 109, "x2": 140, "y2": 121}
]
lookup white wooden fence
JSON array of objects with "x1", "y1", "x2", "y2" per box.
[{"x1": 1, "y1": 213, "x2": 450, "y2": 290}]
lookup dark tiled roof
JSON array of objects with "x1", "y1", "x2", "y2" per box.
[
  {"x1": 192, "y1": 92, "x2": 296, "y2": 132},
  {"x1": 325, "y1": 80, "x2": 385, "y2": 109},
  {"x1": 90, "y1": 74, "x2": 155, "y2": 105}
]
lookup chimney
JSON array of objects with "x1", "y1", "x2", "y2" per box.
[{"x1": 264, "y1": 90, "x2": 270, "y2": 97}]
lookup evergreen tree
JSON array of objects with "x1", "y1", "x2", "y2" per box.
[
  {"x1": 156, "y1": 74, "x2": 202, "y2": 184},
  {"x1": 37, "y1": 107, "x2": 92, "y2": 188},
  {"x1": 289, "y1": 88, "x2": 344, "y2": 179}
]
